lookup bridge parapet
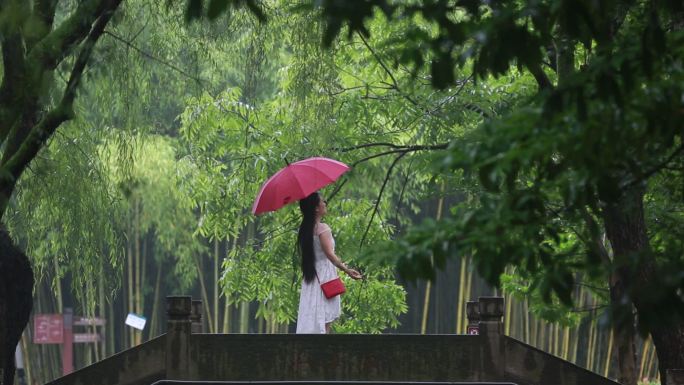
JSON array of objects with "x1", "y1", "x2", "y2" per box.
[{"x1": 47, "y1": 295, "x2": 620, "y2": 385}]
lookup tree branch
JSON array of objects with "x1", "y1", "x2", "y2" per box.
[
  {"x1": 27, "y1": 0, "x2": 111, "y2": 70},
  {"x1": 621, "y1": 143, "x2": 684, "y2": 190},
  {"x1": 2, "y1": 0, "x2": 122, "y2": 180},
  {"x1": 26, "y1": 0, "x2": 59, "y2": 49},
  {"x1": 0, "y1": 35, "x2": 27, "y2": 142},
  {"x1": 527, "y1": 62, "x2": 553, "y2": 92},
  {"x1": 358, "y1": 32, "x2": 421, "y2": 107},
  {"x1": 336, "y1": 142, "x2": 419, "y2": 152},
  {"x1": 360, "y1": 151, "x2": 408, "y2": 247},
  {"x1": 350, "y1": 143, "x2": 448, "y2": 167}
]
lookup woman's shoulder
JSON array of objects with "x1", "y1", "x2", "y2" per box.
[{"x1": 315, "y1": 222, "x2": 332, "y2": 235}]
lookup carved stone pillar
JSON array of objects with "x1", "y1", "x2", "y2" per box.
[
  {"x1": 190, "y1": 300, "x2": 203, "y2": 334},
  {"x1": 166, "y1": 296, "x2": 191, "y2": 380},
  {"x1": 478, "y1": 296, "x2": 505, "y2": 379},
  {"x1": 466, "y1": 300, "x2": 480, "y2": 335}
]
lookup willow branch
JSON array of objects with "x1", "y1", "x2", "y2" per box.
[{"x1": 104, "y1": 30, "x2": 207, "y2": 84}]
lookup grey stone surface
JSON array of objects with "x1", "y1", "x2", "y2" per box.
[
  {"x1": 504, "y1": 337, "x2": 620, "y2": 385},
  {"x1": 192, "y1": 334, "x2": 486, "y2": 382},
  {"x1": 46, "y1": 336, "x2": 165, "y2": 385}
]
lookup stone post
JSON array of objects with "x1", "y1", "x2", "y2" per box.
[
  {"x1": 190, "y1": 300, "x2": 203, "y2": 334},
  {"x1": 166, "y1": 296, "x2": 192, "y2": 380},
  {"x1": 478, "y1": 296, "x2": 505, "y2": 379},
  {"x1": 466, "y1": 301, "x2": 480, "y2": 335}
]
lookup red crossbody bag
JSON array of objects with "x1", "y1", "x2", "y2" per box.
[{"x1": 316, "y1": 273, "x2": 346, "y2": 299}]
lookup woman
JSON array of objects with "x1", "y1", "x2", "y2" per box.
[{"x1": 296, "y1": 192, "x2": 362, "y2": 334}]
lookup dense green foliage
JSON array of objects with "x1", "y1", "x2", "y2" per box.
[{"x1": 1, "y1": 0, "x2": 682, "y2": 383}]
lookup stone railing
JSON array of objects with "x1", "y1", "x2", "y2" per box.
[{"x1": 47, "y1": 296, "x2": 621, "y2": 385}]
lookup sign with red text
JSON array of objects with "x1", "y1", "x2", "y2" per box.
[
  {"x1": 34, "y1": 314, "x2": 64, "y2": 344},
  {"x1": 466, "y1": 325, "x2": 479, "y2": 335}
]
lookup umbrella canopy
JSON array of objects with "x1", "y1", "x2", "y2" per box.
[{"x1": 252, "y1": 157, "x2": 350, "y2": 215}]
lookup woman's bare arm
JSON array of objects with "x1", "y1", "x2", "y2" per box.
[{"x1": 319, "y1": 230, "x2": 362, "y2": 280}]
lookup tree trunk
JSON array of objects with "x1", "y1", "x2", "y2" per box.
[
  {"x1": 602, "y1": 187, "x2": 684, "y2": 385},
  {"x1": 0, "y1": 226, "x2": 34, "y2": 385},
  {"x1": 607, "y1": 268, "x2": 638, "y2": 385},
  {"x1": 650, "y1": 325, "x2": 684, "y2": 385}
]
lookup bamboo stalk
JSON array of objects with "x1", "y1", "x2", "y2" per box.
[
  {"x1": 21, "y1": 331, "x2": 32, "y2": 385},
  {"x1": 504, "y1": 290, "x2": 512, "y2": 336},
  {"x1": 562, "y1": 326, "x2": 570, "y2": 361},
  {"x1": 222, "y1": 236, "x2": 236, "y2": 333},
  {"x1": 54, "y1": 261, "x2": 64, "y2": 379},
  {"x1": 108, "y1": 300, "x2": 115, "y2": 356},
  {"x1": 604, "y1": 326, "x2": 614, "y2": 377},
  {"x1": 639, "y1": 336, "x2": 651, "y2": 379},
  {"x1": 539, "y1": 321, "x2": 547, "y2": 353},
  {"x1": 214, "y1": 238, "x2": 220, "y2": 333},
  {"x1": 572, "y1": 286, "x2": 587, "y2": 364},
  {"x1": 421, "y1": 192, "x2": 444, "y2": 335},
  {"x1": 239, "y1": 302, "x2": 249, "y2": 333},
  {"x1": 53, "y1": 258, "x2": 63, "y2": 312},
  {"x1": 98, "y1": 261, "x2": 105, "y2": 360},
  {"x1": 194, "y1": 252, "x2": 215, "y2": 333},
  {"x1": 553, "y1": 322, "x2": 559, "y2": 357},
  {"x1": 139, "y1": 229, "x2": 148, "y2": 344},
  {"x1": 523, "y1": 299, "x2": 530, "y2": 344},
  {"x1": 149, "y1": 256, "x2": 163, "y2": 338},
  {"x1": 222, "y1": 298, "x2": 231, "y2": 333},
  {"x1": 134, "y1": 199, "x2": 142, "y2": 346},
  {"x1": 587, "y1": 312, "x2": 598, "y2": 372},
  {"x1": 127, "y1": 213, "x2": 134, "y2": 348},
  {"x1": 571, "y1": 324, "x2": 579, "y2": 364},
  {"x1": 420, "y1": 280, "x2": 431, "y2": 335},
  {"x1": 647, "y1": 340, "x2": 658, "y2": 381},
  {"x1": 464, "y1": 257, "x2": 473, "y2": 314},
  {"x1": 456, "y1": 256, "x2": 467, "y2": 334}
]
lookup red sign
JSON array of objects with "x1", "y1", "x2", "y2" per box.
[
  {"x1": 34, "y1": 314, "x2": 64, "y2": 344},
  {"x1": 73, "y1": 333, "x2": 101, "y2": 343},
  {"x1": 467, "y1": 325, "x2": 479, "y2": 335}
]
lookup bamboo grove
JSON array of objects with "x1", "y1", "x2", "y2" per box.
[{"x1": 0, "y1": 1, "x2": 681, "y2": 385}]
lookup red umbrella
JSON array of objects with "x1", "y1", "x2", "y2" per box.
[{"x1": 252, "y1": 157, "x2": 350, "y2": 215}]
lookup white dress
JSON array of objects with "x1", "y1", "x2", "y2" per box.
[{"x1": 296, "y1": 223, "x2": 342, "y2": 333}]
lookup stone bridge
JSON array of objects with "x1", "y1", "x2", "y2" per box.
[{"x1": 46, "y1": 296, "x2": 620, "y2": 385}]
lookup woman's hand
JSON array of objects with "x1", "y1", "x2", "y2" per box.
[{"x1": 345, "y1": 268, "x2": 363, "y2": 280}]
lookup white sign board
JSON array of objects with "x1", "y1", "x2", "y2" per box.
[{"x1": 125, "y1": 313, "x2": 146, "y2": 330}]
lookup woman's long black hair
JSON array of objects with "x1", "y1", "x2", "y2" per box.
[{"x1": 298, "y1": 192, "x2": 320, "y2": 283}]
